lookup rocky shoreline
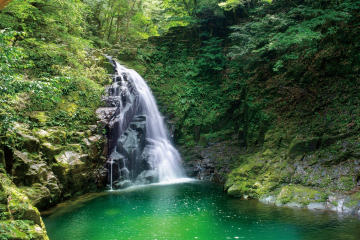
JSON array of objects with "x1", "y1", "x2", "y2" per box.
[{"x1": 180, "y1": 132, "x2": 360, "y2": 216}]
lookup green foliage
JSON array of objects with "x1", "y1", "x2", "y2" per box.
[
  {"x1": 219, "y1": 0, "x2": 272, "y2": 11},
  {"x1": 0, "y1": 28, "x2": 30, "y2": 135},
  {"x1": 140, "y1": 0, "x2": 360, "y2": 150},
  {"x1": 145, "y1": 31, "x2": 230, "y2": 139},
  {"x1": 84, "y1": 0, "x2": 161, "y2": 44},
  {"x1": 229, "y1": 4, "x2": 351, "y2": 62},
  {"x1": 0, "y1": 0, "x2": 108, "y2": 140}
]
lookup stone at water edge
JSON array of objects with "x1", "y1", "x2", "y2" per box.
[
  {"x1": 134, "y1": 170, "x2": 159, "y2": 185},
  {"x1": 115, "y1": 180, "x2": 132, "y2": 189}
]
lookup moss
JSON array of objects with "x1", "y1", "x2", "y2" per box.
[
  {"x1": 275, "y1": 185, "x2": 328, "y2": 206},
  {"x1": 19, "y1": 184, "x2": 51, "y2": 210},
  {"x1": 47, "y1": 127, "x2": 67, "y2": 145},
  {"x1": 14, "y1": 130, "x2": 41, "y2": 154},
  {"x1": 0, "y1": 150, "x2": 5, "y2": 170},
  {"x1": 41, "y1": 143, "x2": 63, "y2": 162},
  {"x1": 29, "y1": 111, "x2": 49, "y2": 127},
  {"x1": 344, "y1": 191, "x2": 360, "y2": 208},
  {"x1": 227, "y1": 179, "x2": 256, "y2": 198},
  {"x1": 339, "y1": 176, "x2": 354, "y2": 190},
  {"x1": 33, "y1": 129, "x2": 51, "y2": 143},
  {"x1": 59, "y1": 100, "x2": 78, "y2": 115},
  {"x1": 288, "y1": 137, "x2": 320, "y2": 158},
  {"x1": 65, "y1": 144, "x2": 83, "y2": 154},
  {"x1": 0, "y1": 219, "x2": 49, "y2": 240}
]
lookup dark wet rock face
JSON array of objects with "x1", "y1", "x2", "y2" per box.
[
  {"x1": 100, "y1": 60, "x2": 185, "y2": 189},
  {"x1": 106, "y1": 115, "x2": 158, "y2": 189},
  {"x1": 99, "y1": 59, "x2": 157, "y2": 189},
  {"x1": 180, "y1": 141, "x2": 240, "y2": 184}
]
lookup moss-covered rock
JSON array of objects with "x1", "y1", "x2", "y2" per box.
[
  {"x1": 288, "y1": 137, "x2": 321, "y2": 158},
  {"x1": 343, "y1": 191, "x2": 360, "y2": 213},
  {"x1": 0, "y1": 173, "x2": 48, "y2": 239},
  {"x1": 41, "y1": 143, "x2": 63, "y2": 162},
  {"x1": 20, "y1": 184, "x2": 51, "y2": 211},
  {"x1": 29, "y1": 112, "x2": 49, "y2": 127},
  {"x1": 14, "y1": 131, "x2": 41, "y2": 154},
  {"x1": 12, "y1": 161, "x2": 62, "y2": 210},
  {"x1": 52, "y1": 151, "x2": 90, "y2": 197},
  {"x1": 88, "y1": 134, "x2": 104, "y2": 161},
  {"x1": 47, "y1": 127, "x2": 67, "y2": 145},
  {"x1": 0, "y1": 220, "x2": 49, "y2": 240},
  {"x1": 54, "y1": 151, "x2": 84, "y2": 168},
  {"x1": 274, "y1": 185, "x2": 328, "y2": 207},
  {"x1": 33, "y1": 129, "x2": 51, "y2": 143},
  {"x1": 66, "y1": 144, "x2": 82, "y2": 154},
  {"x1": 11, "y1": 151, "x2": 32, "y2": 186}
]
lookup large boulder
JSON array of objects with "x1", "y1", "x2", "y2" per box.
[
  {"x1": 15, "y1": 131, "x2": 40, "y2": 153},
  {"x1": 53, "y1": 151, "x2": 89, "y2": 198},
  {"x1": 41, "y1": 142, "x2": 63, "y2": 162},
  {"x1": 134, "y1": 170, "x2": 159, "y2": 185},
  {"x1": 11, "y1": 150, "x2": 32, "y2": 186},
  {"x1": 22, "y1": 162, "x2": 61, "y2": 209},
  {"x1": 88, "y1": 134, "x2": 105, "y2": 161},
  {"x1": 33, "y1": 129, "x2": 52, "y2": 143},
  {"x1": 54, "y1": 151, "x2": 84, "y2": 168},
  {"x1": 0, "y1": 173, "x2": 49, "y2": 239},
  {"x1": 114, "y1": 180, "x2": 132, "y2": 189},
  {"x1": 47, "y1": 127, "x2": 67, "y2": 145},
  {"x1": 29, "y1": 111, "x2": 48, "y2": 127},
  {"x1": 138, "y1": 143, "x2": 154, "y2": 171}
]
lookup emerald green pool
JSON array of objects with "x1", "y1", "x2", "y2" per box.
[{"x1": 42, "y1": 180, "x2": 360, "y2": 240}]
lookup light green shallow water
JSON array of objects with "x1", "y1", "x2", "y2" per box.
[{"x1": 42, "y1": 181, "x2": 360, "y2": 240}]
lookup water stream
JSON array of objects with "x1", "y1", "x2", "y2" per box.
[
  {"x1": 115, "y1": 62, "x2": 184, "y2": 182},
  {"x1": 42, "y1": 181, "x2": 360, "y2": 240},
  {"x1": 105, "y1": 61, "x2": 184, "y2": 189}
]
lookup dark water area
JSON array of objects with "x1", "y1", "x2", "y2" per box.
[{"x1": 42, "y1": 181, "x2": 360, "y2": 240}]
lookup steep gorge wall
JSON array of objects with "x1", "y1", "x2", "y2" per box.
[
  {"x1": 0, "y1": 51, "x2": 115, "y2": 238},
  {"x1": 0, "y1": 96, "x2": 109, "y2": 239},
  {"x1": 131, "y1": 1, "x2": 360, "y2": 215}
]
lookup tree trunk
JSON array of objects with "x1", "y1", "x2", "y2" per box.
[
  {"x1": 107, "y1": 15, "x2": 114, "y2": 41},
  {"x1": 0, "y1": 0, "x2": 14, "y2": 11}
]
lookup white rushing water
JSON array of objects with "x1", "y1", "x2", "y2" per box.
[{"x1": 115, "y1": 62, "x2": 184, "y2": 182}]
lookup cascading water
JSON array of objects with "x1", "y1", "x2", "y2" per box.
[{"x1": 104, "y1": 59, "x2": 184, "y2": 189}]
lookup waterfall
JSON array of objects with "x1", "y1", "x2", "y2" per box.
[{"x1": 104, "y1": 60, "x2": 184, "y2": 189}]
